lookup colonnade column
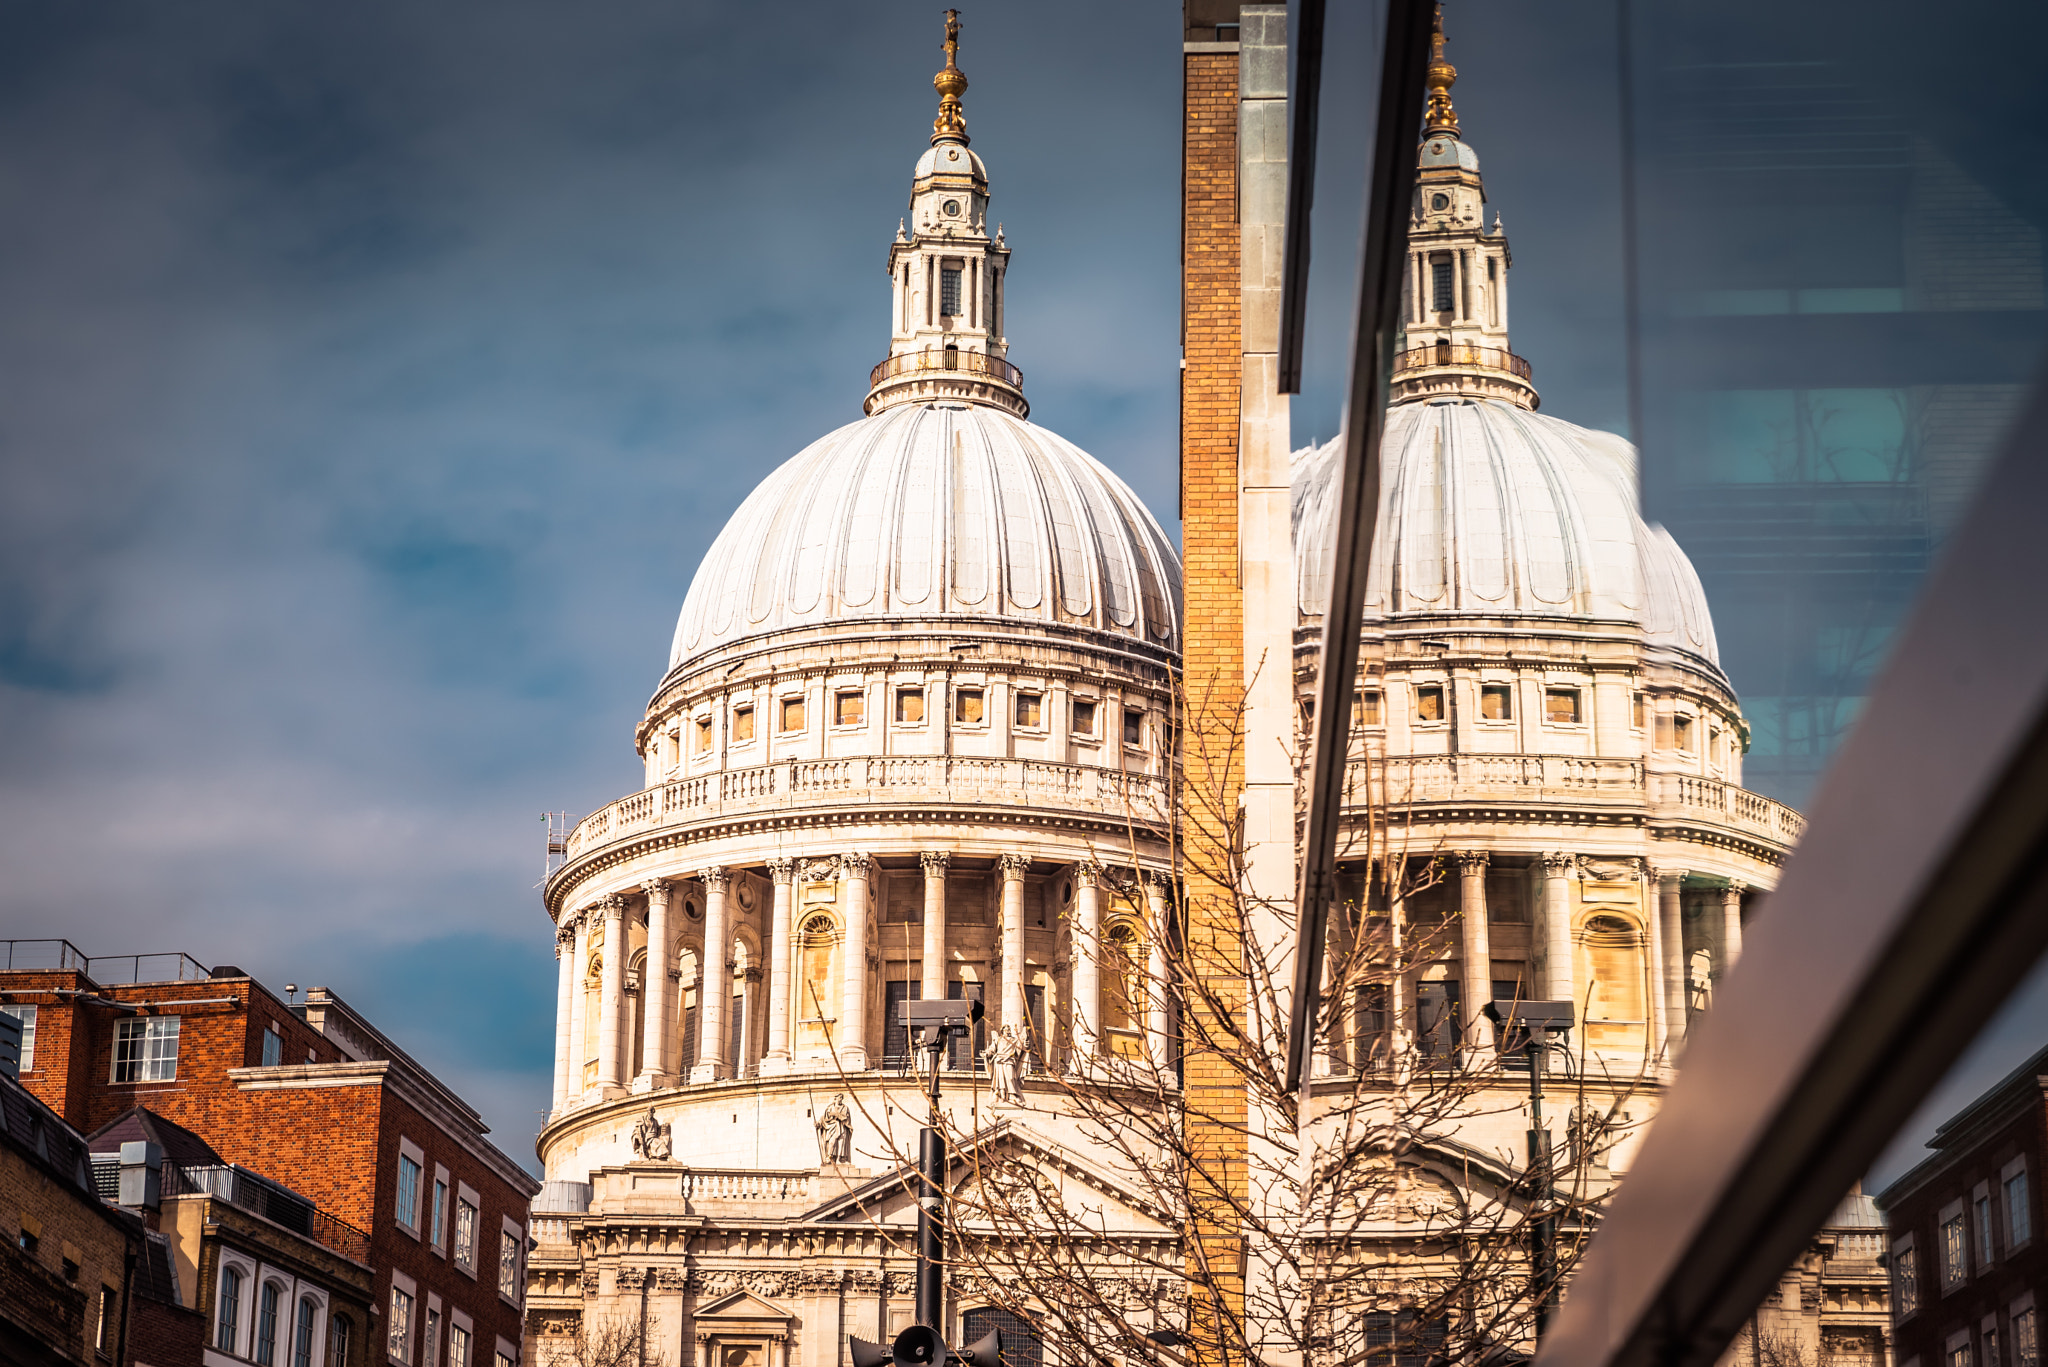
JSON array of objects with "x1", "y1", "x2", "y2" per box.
[
  {"x1": 764, "y1": 859, "x2": 795, "y2": 1073},
  {"x1": 596, "y1": 896, "x2": 627, "y2": 1092},
  {"x1": 550, "y1": 919, "x2": 575, "y2": 1114},
  {"x1": 998, "y1": 854, "x2": 1030, "y2": 1037},
  {"x1": 920, "y1": 852, "x2": 950, "y2": 1003},
  {"x1": 1143, "y1": 872, "x2": 1173, "y2": 1077},
  {"x1": 1072, "y1": 860, "x2": 1104, "y2": 1065},
  {"x1": 839, "y1": 853, "x2": 874, "y2": 1071},
  {"x1": 635, "y1": 879, "x2": 672, "y2": 1091},
  {"x1": 1721, "y1": 883, "x2": 1745, "y2": 977},
  {"x1": 1642, "y1": 864, "x2": 1671, "y2": 1062},
  {"x1": 1538, "y1": 853, "x2": 1576, "y2": 1012},
  {"x1": 1659, "y1": 871, "x2": 1687, "y2": 1049},
  {"x1": 693, "y1": 868, "x2": 730, "y2": 1083},
  {"x1": 1456, "y1": 852, "x2": 1492, "y2": 1056},
  {"x1": 565, "y1": 911, "x2": 591, "y2": 1100}
]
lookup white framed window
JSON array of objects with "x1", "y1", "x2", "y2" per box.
[
  {"x1": 262, "y1": 1023, "x2": 284, "y2": 1067},
  {"x1": 430, "y1": 1165, "x2": 451, "y2": 1254},
  {"x1": 387, "y1": 1270, "x2": 417, "y2": 1365},
  {"x1": 394, "y1": 1138, "x2": 425, "y2": 1236},
  {"x1": 1942, "y1": 1199, "x2": 1970, "y2": 1292},
  {"x1": 0, "y1": 1005, "x2": 36, "y2": 1073},
  {"x1": 216, "y1": 1252, "x2": 258, "y2": 1357},
  {"x1": 112, "y1": 1016, "x2": 179, "y2": 1083},
  {"x1": 289, "y1": 1287, "x2": 329, "y2": 1367},
  {"x1": 2006, "y1": 1157, "x2": 2033, "y2": 1249},
  {"x1": 256, "y1": 1277, "x2": 289, "y2": 1367},
  {"x1": 834, "y1": 690, "x2": 865, "y2": 727},
  {"x1": 328, "y1": 1313, "x2": 354, "y2": 1367},
  {"x1": 1892, "y1": 1233, "x2": 1921, "y2": 1320},
  {"x1": 453, "y1": 1183, "x2": 480, "y2": 1274},
  {"x1": 498, "y1": 1216, "x2": 524, "y2": 1305}
]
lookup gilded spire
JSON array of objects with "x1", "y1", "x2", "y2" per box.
[
  {"x1": 932, "y1": 9, "x2": 970, "y2": 145},
  {"x1": 1423, "y1": 4, "x2": 1460, "y2": 139}
]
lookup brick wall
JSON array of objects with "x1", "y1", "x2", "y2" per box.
[
  {"x1": 1883, "y1": 1095, "x2": 2048, "y2": 1367},
  {"x1": 1180, "y1": 37, "x2": 1249, "y2": 1361},
  {"x1": 0, "y1": 1142, "x2": 132, "y2": 1363}
]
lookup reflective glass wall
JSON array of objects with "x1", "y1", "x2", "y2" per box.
[{"x1": 1630, "y1": 0, "x2": 2048, "y2": 807}]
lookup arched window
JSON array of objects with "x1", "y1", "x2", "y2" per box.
[
  {"x1": 1579, "y1": 913, "x2": 1649, "y2": 1054},
  {"x1": 677, "y1": 945, "x2": 700, "y2": 1067},
  {"x1": 628, "y1": 948, "x2": 648, "y2": 1079},
  {"x1": 256, "y1": 1279, "x2": 283, "y2": 1366},
  {"x1": 961, "y1": 1307, "x2": 1041, "y2": 1367},
  {"x1": 796, "y1": 914, "x2": 839, "y2": 1053},
  {"x1": 327, "y1": 1314, "x2": 351, "y2": 1367},
  {"x1": 582, "y1": 955, "x2": 603, "y2": 1077},
  {"x1": 293, "y1": 1296, "x2": 319, "y2": 1367},
  {"x1": 217, "y1": 1265, "x2": 243, "y2": 1351},
  {"x1": 1102, "y1": 922, "x2": 1144, "y2": 1056}
]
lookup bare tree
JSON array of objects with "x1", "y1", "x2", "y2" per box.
[
  {"x1": 851, "y1": 665, "x2": 1651, "y2": 1367},
  {"x1": 540, "y1": 1316, "x2": 673, "y2": 1367}
]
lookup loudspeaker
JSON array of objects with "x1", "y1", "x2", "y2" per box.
[
  {"x1": 958, "y1": 1329, "x2": 1003, "y2": 1367},
  {"x1": 850, "y1": 1338, "x2": 893, "y2": 1367},
  {"x1": 893, "y1": 1324, "x2": 948, "y2": 1367}
]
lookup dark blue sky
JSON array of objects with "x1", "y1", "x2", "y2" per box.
[{"x1": 0, "y1": 0, "x2": 2029, "y2": 1182}]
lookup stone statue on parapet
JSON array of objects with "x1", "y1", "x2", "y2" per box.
[
  {"x1": 817, "y1": 1093, "x2": 853, "y2": 1164},
  {"x1": 630, "y1": 1105, "x2": 672, "y2": 1162},
  {"x1": 986, "y1": 1024, "x2": 1028, "y2": 1105}
]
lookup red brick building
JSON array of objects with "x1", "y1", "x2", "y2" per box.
[
  {"x1": 1, "y1": 940, "x2": 540, "y2": 1367},
  {"x1": 1878, "y1": 1045, "x2": 2048, "y2": 1367}
]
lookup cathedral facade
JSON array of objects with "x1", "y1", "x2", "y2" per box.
[{"x1": 524, "y1": 12, "x2": 1866, "y2": 1367}]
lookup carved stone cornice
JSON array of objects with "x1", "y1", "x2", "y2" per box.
[
  {"x1": 920, "y1": 850, "x2": 952, "y2": 877},
  {"x1": 800, "y1": 856, "x2": 841, "y2": 882},
  {"x1": 999, "y1": 852, "x2": 1031, "y2": 881},
  {"x1": 766, "y1": 857, "x2": 797, "y2": 884}
]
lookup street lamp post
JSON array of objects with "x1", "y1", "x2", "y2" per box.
[{"x1": 1483, "y1": 998, "x2": 1577, "y2": 1345}]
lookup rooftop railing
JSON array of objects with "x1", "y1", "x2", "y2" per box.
[
  {"x1": 162, "y1": 1161, "x2": 371, "y2": 1265},
  {"x1": 869, "y1": 346, "x2": 1023, "y2": 391},
  {"x1": 0, "y1": 939, "x2": 90, "y2": 973},
  {"x1": 0, "y1": 941, "x2": 211, "y2": 984},
  {"x1": 1392, "y1": 340, "x2": 1534, "y2": 381}
]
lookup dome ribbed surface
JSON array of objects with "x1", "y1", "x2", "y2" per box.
[
  {"x1": 670, "y1": 403, "x2": 1182, "y2": 672},
  {"x1": 1292, "y1": 398, "x2": 1720, "y2": 666}
]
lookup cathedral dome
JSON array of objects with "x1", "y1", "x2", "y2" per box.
[
  {"x1": 1419, "y1": 135, "x2": 1479, "y2": 172},
  {"x1": 668, "y1": 401, "x2": 1182, "y2": 673},
  {"x1": 1292, "y1": 397, "x2": 1721, "y2": 667},
  {"x1": 913, "y1": 141, "x2": 987, "y2": 184}
]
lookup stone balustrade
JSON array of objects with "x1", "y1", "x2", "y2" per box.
[
  {"x1": 1346, "y1": 752, "x2": 1805, "y2": 850},
  {"x1": 563, "y1": 756, "x2": 1169, "y2": 862}
]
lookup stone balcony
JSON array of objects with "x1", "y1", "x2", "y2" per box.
[
  {"x1": 557, "y1": 755, "x2": 1169, "y2": 872},
  {"x1": 1349, "y1": 752, "x2": 1805, "y2": 854}
]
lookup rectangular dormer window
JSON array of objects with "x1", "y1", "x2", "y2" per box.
[
  {"x1": 732, "y1": 705, "x2": 755, "y2": 742},
  {"x1": 1432, "y1": 259, "x2": 1454, "y2": 311},
  {"x1": 941, "y1": 268, "x2": 962, "y2": 317}
]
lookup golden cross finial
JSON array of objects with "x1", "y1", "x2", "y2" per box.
[
  {"x1": 932, "y1": 9, "x2": 970, "y2": 145},
  {"x1": 1424, "y1": 4, "x2": 1461, "y2": 139}
]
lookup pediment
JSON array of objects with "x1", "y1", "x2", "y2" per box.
[
  {"x1": 803, "y1": 1120, "x2": 1174, "y2": 1234},
  {"x1": 693, "y1": 1289, "x2": 794, "y2": 1325}
]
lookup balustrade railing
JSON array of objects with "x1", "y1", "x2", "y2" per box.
[
  {"x1": 1345, "y1": 752, "x2": 1804, "y2": 845},
  {"x1": 562, "y1": 756, "x2": 1169, "y2": 861},
  {"x1": 869, "y1": 347, "x2": 1023, "y2": 391},
  {"x1": 161, "y1": 1162, "x2": 371, "y2": 1264},
  {"x1": 1392, "y1": 340, "x2": 1534, "y2": 381}
]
